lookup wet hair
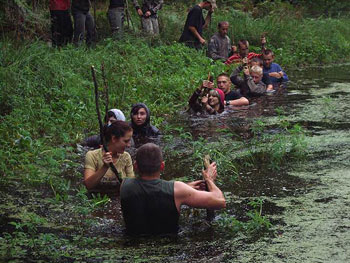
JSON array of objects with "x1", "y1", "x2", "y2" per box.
[
  {"x1": 263, "y1": 49, "x2": 275, "y2": 57},
  {"x1": 218, "y1": 21, "x2": 229, "y2": 28},
  {"x1": 217, "y1": 73, "x2": 230, "y2": 80},
  {"x1": 250, "y1": 57, "x2": 263, "y2": 67},
  {"x1": 250, "y1": 65, "x2": 263, "y2": 75},
  {"x1": 104, "y1": 120, "x2": 132, "y2": 143},
  {"x1": 136, "y1": 143, "x2": 163, "y2": 174},
  {"x1": 238, "y1": 40, "x2": 249, "y2": 49}
]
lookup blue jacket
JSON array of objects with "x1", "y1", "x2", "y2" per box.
[{"x1": 263, "y1": 63, "x2": 288, "y2": 84}]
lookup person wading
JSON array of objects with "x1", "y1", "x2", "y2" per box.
[
  {"x1": 120, "y1": 143, "x2": 226, "y2": 235},
  {"x1": 84, "y1": 121, "x2": 134, "y2": 193}
]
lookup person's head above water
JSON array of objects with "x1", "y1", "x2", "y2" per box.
[
  {"x1": 263, "y1": 49, "x2": 275, "y2": 68},
  {"x1": 250, "y1": 65, "x2": 263, "y2": 84},
  {"x1": 208, "y1": 88, "x2": 225, "y2": 111},
  {"x1": 130, "y1": 103, "x2": 151, "y2": 127},
  {"x1": 134, "y1": 143, "x2": 164, "y2": 176},
  {"x1": 238, "y1": 39, "x2": 249, "y2": 58},
  {"x1": 104, "y1": 120, "x2": 133, "y2": 154},
  {"x1": 105, "y1": 109, "x2": 126, "y2": 125},
  {"x1": 216, "y1": 73, "x2": 232, "y2": 95}
]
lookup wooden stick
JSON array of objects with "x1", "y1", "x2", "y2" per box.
[
  {"x1": 91, "y1": 65, "x2": 122, "y2": 184},
  {"x1": 101, "y1": 62, "x2": 109, "y2": 118}
]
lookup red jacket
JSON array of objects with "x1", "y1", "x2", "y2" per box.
[
  {"x1": 225, "y1": 52, "x2": 262, "y2": 65},
  {"x1": 50, "y1": 0, "x2": 70, "y2": 11}
]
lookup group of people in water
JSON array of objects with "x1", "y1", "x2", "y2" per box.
[
  {"x1": 80, "y1": 0, "x2": 289, "y2": 236},
  {"x1": 83, "y1": 106, "x2": 225, "y2": 235}
]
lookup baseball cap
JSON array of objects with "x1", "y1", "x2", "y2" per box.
[{"x1": 207, "y1": 0, "x2": 217, "y2": 9}]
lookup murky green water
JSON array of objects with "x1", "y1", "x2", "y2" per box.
[{"x1": 1, "y1": 65, "x2": 350, "y2": 262}]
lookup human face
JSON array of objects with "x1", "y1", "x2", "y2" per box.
[
  {"x1": 239, "y1": 43, "x2": 249, "y2": 57},
  {"x1": 208, "y1": 93, "x2": 220, "y2": 107},
  {"x1": 107, "y1": 116, "x2": 117, "y2": 125},
  {"x1": 217, "y1": 76, "x2": 231, "y2": 94},
  {"x1": 251, "y1": 72, "x2": 263, "y2": 84},
  {"x1": 112, "y1": 130, "x2": 133, "y2": 154},
  {"x1": 263, "y1": 53, "x2": 274, "y2": 68},
  {"x1": 132, "y1": 108, "x2": 147, "y2": 126},
  {"x1": 218, "y1": 24, "x2": 229, "y2": 37}
]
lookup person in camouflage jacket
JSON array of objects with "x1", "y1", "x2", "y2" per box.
[{"x1": 132, "y1": 0, "x2": 163, "y2": 35}]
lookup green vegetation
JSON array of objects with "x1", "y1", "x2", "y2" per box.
[
  {"x1": 0, "y1": 0, "x2": 347, "y2": 262},
  {"x1": 217, "y1": 198, "x2": 272, "y2": 235}
]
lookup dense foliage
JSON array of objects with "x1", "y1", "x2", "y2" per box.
[{"x1": 0, "y1": 0, "x2": 348, "y2": 261}]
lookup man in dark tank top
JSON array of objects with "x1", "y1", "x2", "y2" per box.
[{"x1": 120, "y1": 143, "x2": 226, "y2": 236}]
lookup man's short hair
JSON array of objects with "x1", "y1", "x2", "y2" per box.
[
  {"x1": 238, "y1": 39, "x2": 249, "y2": 49},
  {"x1": 217, "y1": 73, "x2": 230, "y2": 80},
  {"x1": 136, "y1": 143, "x2": 163, "y2": 174},
  {"x1": 218, "y1": 21, "x2": 229, "y2": 28},
  {"x1": 263, "y1": 49, "x2": 274, "y2": 57},
  {"x1": 250, "y1": 57, "x2": 263, "y2": 66},
  {"x1": 250, "y1": 65, "x2": 263, "y2": 75}
]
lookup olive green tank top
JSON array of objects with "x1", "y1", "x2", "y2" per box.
[{"x1": 120, "y1": 178, "x2": 180, "y2": 235}]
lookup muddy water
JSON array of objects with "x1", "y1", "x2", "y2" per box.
[
  {"x1": 227, "y1": 66, "x2": 350, "y2": 263},
  {"x1": 1, "y1": 65, "x2": 350, "y2": 262},
  {"x1": 84, "y1": 65, "x2": 350, "y2": 262}
]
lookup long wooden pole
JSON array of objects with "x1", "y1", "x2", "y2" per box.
[{"x1": 91, "y1": 66, "x2": 122, "y2": 184}]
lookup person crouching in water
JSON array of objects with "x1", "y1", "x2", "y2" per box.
[
  {"x1": 84, "y1": 121, "x2": 135, "y2": 193},
  {"x1": 83, "y1": 109, "x2": 126, "y2": 149},
  {"x1": 130, "y1": 103, "x2": 161, "y2": 138},
  {"x1": 189, "y1": 80, "x2": 225, "y2": 114}
]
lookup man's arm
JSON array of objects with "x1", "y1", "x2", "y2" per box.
[
  {"x1": 132, "y1": 0, "x2": 143, "y2": 16},
  {"x1": 230, "y1": 65, "x2": 245, "y2": 86},
  {"x1": 84, "y1": 151, "x2": 112, "y2": 189},
  {"x1": 203, "y1": 9, "x2": 213, "y2": 29},
  {"x1": 227, "y1": 96, "x2": 249, "y2": 106},
  {"x1": 150, "y1": 0, "x2": 163, "y2": 15},
  {"x1": 174, "y1": 163, "x2": 226, "y2": 212},
  {"x1": 189, "y1": 26, "x2": 206, "y2": 45}
]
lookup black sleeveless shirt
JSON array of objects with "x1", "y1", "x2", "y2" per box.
[{"x1": 121, "y1": 178, "x2": 179, "y2": 235}]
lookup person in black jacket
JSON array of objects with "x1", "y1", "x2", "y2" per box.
[{"x1": 130, "y1": 103, "x2": 160, "y2": 138}]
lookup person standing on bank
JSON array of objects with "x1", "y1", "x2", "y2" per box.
[
  {"x1": 132, "y1": 0, "x2": 164, "y2": 35},
  {"x1": 84, "y1": 121, "x2": 134, "y2": 192},
  {"x1": 121, "y1": 143, "x2": 226, "y2": 235},
  {"x1": 179, "y1": 0, "x2": 217, "y2": 49},
  {"x1": 71, "y1": 0, "x2": 96, "y2": 46},
  {"x1": 107, "y1": 0, "x2": 125, "y2": 39},
  {"x1": 49, "y1": 0, "x2": 73, "y2": 47}
]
